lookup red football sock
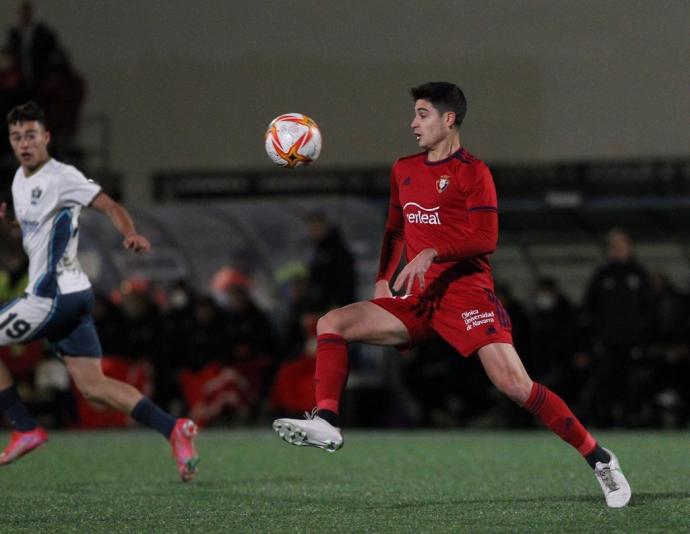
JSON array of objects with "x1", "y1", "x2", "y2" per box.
[
  {"x1": 314, "y1": 334, "x2": 349, "y2": 414},
  {"x1": 523, "y1": 382, "x2": 596, "y2": 456}
]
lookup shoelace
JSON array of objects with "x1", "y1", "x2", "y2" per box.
[
  {"x1": 303, "y1": 407, "x2": 319, "y2": 420},
  {"x1": 599, "y1": 466, "x2": 620, "y2": 491}
]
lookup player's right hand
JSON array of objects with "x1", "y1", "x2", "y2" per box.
[
  {"x1": 373, "y1": 279, "x2": 393, "y2": 299},
  {"x1": 123, "y1": 233, "x2": 151, "y2": 254},
  {"x1": 0, "y1": 202, "x2": 7, "y2": 220}
]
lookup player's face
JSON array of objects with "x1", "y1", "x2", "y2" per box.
[
  {"x1": 410, "y1": 99, "x2": 454, "y2": 150},
  {"x1": 8, "y1": 120, "x2": 51, "y2": 173}
]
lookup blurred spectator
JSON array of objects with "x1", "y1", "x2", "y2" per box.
[
  {"x1": 189, "y1": 295, "x2": 228, "y2": 369},
  {"x1": 117, "y1": 278, "x2": 159, "y2": 362},
  {"x1": 35, "y1": 47, "x2": 86, "y2": 162},
  {"x1": 648, "y1": 272, "x2": 690, "y2": 427},
  {"x1": 402, "y1": 337, "x2": 491, "y2": 427},
  {"x1": 6, "y1": 1, "x2": 59, "y2": 93},
  {"x1": 580, "y1": 228, "x2": 655, "y2": 427},
  {"x1": 5, "y1": 2, "x2": 86, "y2": 165},
  {"x1": 528, "y1": 276, "x2": 580, "y2": 401},
  {"x1": 221, "y1": 273, "x2": 278, "y2": 400},
  {"x1": 268, "y1": 312, "x2": 318, "y2": 417},
  {"x1": 305, "y1": 212, "x2": 356, "y2": 311},
  {"x1": 0, "y1": 243, "x2": 28, "y2": 302},
  {"x1": 153, "y1": 279, "x2": 198, "y2": 413},
  {"x1": 275, "y1": 263, "x2": 317, "y2": 360},
  {"x1": 0, "y1": 46, "x2": 26, "y2": 161},
  {"x1": 177, "y1": 268, "x2": 279, "y2": 426},
  {"x1": 92, "y1": 292, "x2": 127, "y2": 356}
]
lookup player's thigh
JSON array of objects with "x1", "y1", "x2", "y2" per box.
[
  {"x1": 318, "y1": 301, "x2": 410, "y2": 345},
  {"x1": 0, "y1": 294, "x2": 53, "y2": 346}
]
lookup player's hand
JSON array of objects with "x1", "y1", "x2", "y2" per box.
[
  {"x1": 373, "y1": 279, "x2": 393, "y2": 299},
  {"x1": 0, "y1": 202, "x2": 7, "y2": 221},
  {"x1": 393, "y1": 248, "x2": 438, "y2": 295},
  {"x1": 123, "y1": 234, "x2": 151, "y2": 254}
]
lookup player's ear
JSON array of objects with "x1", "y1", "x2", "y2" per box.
[{"x1": 444, "y1": 111, "x2": 456, "y2": 128}]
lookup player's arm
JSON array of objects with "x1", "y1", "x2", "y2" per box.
[
  {"x1": 431, "y1": 162, "x2": 498, "y2": 262},
  {"x1": 90, "y1": 192, "x2": 151, "y2": 253},
  {"x1": 375, "y1": 169, "x2": 405, "y2": 298}
]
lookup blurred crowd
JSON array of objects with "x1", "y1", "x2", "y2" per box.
[
  {"x1": 1, "y1": 215, "x2": 689, "y2": 431},
  {"x1": 0, "y1": 1, "x2": 86, "y2": 171},
  {"x1": 0, "y1": 211, "x2": 360, "y2": 429}
]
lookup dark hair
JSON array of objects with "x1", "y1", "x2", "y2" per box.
[
  {"x1": 7, "y1": 101, "x2": 47, "y2": 127},
  {"x1": 410, "y1": 82, "x2": 467, "y2": 127}
]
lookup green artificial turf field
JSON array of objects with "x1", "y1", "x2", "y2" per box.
[{"x1": 0, "y1": 429, "x2": 687, "y2": 533}]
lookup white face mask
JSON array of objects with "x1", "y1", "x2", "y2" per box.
[
  {"x1": 169, "y1": 289, "x2": 189, "y2": 309},
  {"x1": 535, "y1": 292, "x2": 557, "y2": 311},
  {"x1": 211, "y1": 289, "x2": 230, "y2": 308},
  {"x1": 304, "y1": 336, "x2": 317, "y2": 355}
]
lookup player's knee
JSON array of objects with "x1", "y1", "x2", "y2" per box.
[
  {"x1": 494, "y1": 373, "x2": 532, "y2": 404},
  {"x1": 316, "y1": 310, "x2": 345, "y2": 337}
]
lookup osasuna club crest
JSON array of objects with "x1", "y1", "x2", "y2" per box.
[{"x1": 436, "y1": 175, "x2": 450, "y2": 193}]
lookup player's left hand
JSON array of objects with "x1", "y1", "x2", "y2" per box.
[
  {"x1": 123, "y1": 234, "x2": 151, "y2": 254},
  {"x1": 393, "y1": 248, "x2": 438, "y2": 295}
]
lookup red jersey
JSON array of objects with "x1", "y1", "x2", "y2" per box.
[{"x1": 377, "y1": 147, "x2": 499, "y2": 295}]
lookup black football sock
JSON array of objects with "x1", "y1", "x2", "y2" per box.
[
  {"x1": 585, "y1": 444, "x2": 611, "y2": 469},
  {"x1": 0, "y1": 384, "x2": 38, "y2": 432},
  {"x1": 131, "y1": 397, "x2": 176, "y2": 439},
  {"x1": 316, "y1": 409, "x2": 341, "y2": 427}
]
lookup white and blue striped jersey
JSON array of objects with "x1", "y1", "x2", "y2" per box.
[{"x1": 12, "y1": 159, "x2": 101, "y2": 298}]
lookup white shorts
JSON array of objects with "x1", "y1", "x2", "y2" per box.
[{"x1": 0, "y1": 290, "x2": 102, "y2": 357}]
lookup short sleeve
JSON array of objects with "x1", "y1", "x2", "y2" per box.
[{"x1": 59, "y1": 166, "x2": 102, "y2": 207}]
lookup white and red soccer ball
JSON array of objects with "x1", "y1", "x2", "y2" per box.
[{"x1": 264, "y1": 113, "x2": 322, "y2": 168}]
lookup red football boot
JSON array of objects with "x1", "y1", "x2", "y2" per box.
[
  {"x1": 0, "y1": 427, "x2": 48, "y2": 465},
  {"x1": 169, "y1": 418, "x2": 199, "y2": 482}
]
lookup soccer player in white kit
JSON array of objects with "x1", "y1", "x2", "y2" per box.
[{"x1": 0, "y1": 102, "x2": 199, "y2": 482}]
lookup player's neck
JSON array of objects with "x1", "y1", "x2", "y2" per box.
[
  {"x1": 426, "y1": 135, "x2": 461, "y2": 162},
  {"x1": 22, "y1": 157, "x2": 51, "y2": 178}
]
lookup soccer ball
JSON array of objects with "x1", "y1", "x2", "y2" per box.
[{"x1": 264, "y1": 113, "x2": 322, "y2": 168}]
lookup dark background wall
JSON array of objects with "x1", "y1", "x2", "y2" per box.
[{"x1": 1, "y1": 1, "x2": 688, "y2": 204}]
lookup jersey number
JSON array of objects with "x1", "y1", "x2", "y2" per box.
[{"x1": 0, "y1": 313, "x2": 31, "y2": 339}]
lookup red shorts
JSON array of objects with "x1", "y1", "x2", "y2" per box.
[{"x1": 371, "y1": 287, "x2": 513, "y2": 357}]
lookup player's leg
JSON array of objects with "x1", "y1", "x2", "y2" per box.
[
  {"x1": 478, "y1": 342, "x2": 631, "y2": 507},
  {"x1": 53, "y1": 289, "x2": 198, "y2": 481},
  {"x1": 0, "y1": 296, "x2": 51, "y2": 465},
  {"x1": 273, "y1": 300, "x2": 410, "y2": 451},
  {"x1": 64, "y1": 356, "x2": 199, "y2": 481},
  {"x1": 314, "y1": 301, "x2": 409, "y2": 420}
]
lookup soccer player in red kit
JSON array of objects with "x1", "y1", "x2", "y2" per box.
[{"x1": 273, "y1": 82, "x2": 631, "y2": 508}]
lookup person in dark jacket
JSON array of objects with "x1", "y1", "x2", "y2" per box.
[
  {"x1": 305, "y1": 212, "x2": 356, "y2": 311},
  {"x1": 580, "y1": 228, "x2": 655, "y2": 427}
]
